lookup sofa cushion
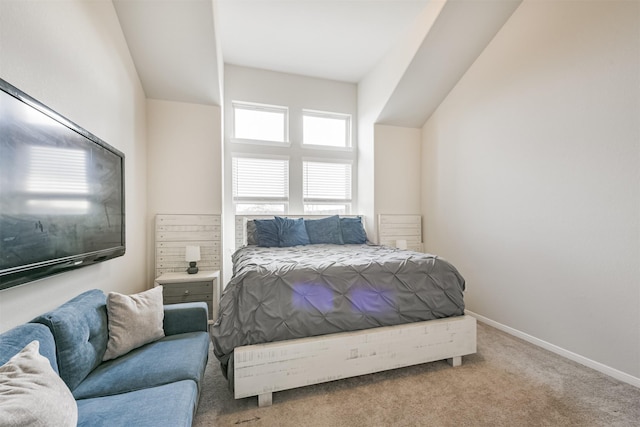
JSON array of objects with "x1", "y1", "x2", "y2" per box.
[
  {"x1": 72, "y1": 331, "x2": 210, "y2": 400},
  {"x1": 103, "y1": 287, "x2": 165, "y2": 361},
  {"x1": 0, "y1": 341, "x2": 78, "y2": 427},
  {"x1": 76, "y1": 379, "x2": 198, "y2": 427},
  {"x1": 0, "y1": 323, "x2": 57, "y2": 372},
  {"x1": 31, "y1": 289, "x2": 108, "y2": 391}
]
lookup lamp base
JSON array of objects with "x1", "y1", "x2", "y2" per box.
[{"x1": 186, "y1": 261, "x2": 198, "y2": 274}]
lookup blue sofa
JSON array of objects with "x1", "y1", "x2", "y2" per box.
[{"x1": 0, "y1": 289, "x2": 210, "y2": 427}]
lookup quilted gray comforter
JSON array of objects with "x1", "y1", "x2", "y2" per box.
[{"x1": 211, "y1": 244, "x2": 465, "y2": 366}]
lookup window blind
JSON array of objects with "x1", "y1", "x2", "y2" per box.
[
  {"x1": 232, "y1": 157, "x2": 289, "y2": 201},
  {"x1": 303, "y1": 161, "x2": 352, "y2": 201}
]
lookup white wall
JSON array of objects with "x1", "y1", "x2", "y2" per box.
[
  {"x1": 374, "y1": 124, "x2": 422, "y2": 221},
  {"x1": 146, "y1": 99, "x2": 222, "y2": 280},
  {"x1": 0, "y1": 0, "x2": 147, "y2": 332},
  {"x1": 357, "y1": 0, "x2": 447, "y2": 239},
  {"x1": 421, "y1": 0, "x2": 639, "y2": 381}
]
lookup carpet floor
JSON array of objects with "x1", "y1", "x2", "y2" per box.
[{"x1": 194, "y1": 322, "x2": 640, "y2": 426}]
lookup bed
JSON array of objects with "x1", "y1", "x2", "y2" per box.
[{"x1": 211, "y1": 215, "x2": 476, "y2": 407}]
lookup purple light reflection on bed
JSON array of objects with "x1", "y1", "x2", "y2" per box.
[
  {"x1": 291, "y1": 283, "x2": 334, "y2": 312},
  {"x1": 292, "y1": 283, "x2": 397, "y2": 314}
]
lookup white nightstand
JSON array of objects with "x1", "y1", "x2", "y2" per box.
[{"x1": 154, "y1": 270, "x2": 221, "y2": 323}]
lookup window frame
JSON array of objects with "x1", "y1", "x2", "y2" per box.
[
  {"x1": 228, "y1": 100, "x2": 356, "y2": 216},
  {"x1": 232, "y1": 101, "x2": 290, "y2": 146},
  {"x1": 302, "y1": 109, "x2": 352, "y2": 150}
]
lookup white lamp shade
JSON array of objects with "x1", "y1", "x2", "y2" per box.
[{"x1": 185, "y1": 245, "x2": 201, "y2": 262}]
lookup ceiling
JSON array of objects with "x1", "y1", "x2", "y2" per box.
[
  {"x1": 114, "y1": 0, "x2": 522, "y2": 127},
  {"x1": 113, "y1": 0, "x2": 221, "y2": 106},
  {"x1": 216, "y1": 0, "x2": 430, "y2": 84}
]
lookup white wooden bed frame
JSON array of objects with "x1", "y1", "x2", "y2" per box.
[{"x1": 232, "y1": 215, "x2": 477, "y2": 407}]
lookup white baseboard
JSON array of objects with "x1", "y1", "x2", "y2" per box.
[{"x1": 465, "y1": 310, "x2": 640, "y2": 389}]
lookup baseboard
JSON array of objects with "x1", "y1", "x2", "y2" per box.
[{"x1": 465, "y1": 310, "x2": 640, "y2": 389}]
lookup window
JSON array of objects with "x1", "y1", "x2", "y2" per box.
[
  {"x1": 228, "y1": 100, "x2": 356, "y2": 215},
  {"x1": 233, "y1": 102, "x2": 288, "y2": 143},
  {"x1": 303, "y1": 110, "x2": 350, "y2": 148},
  {"x1": 232, "y1": 157, "x2": 289, "y2": 214},
  {"x1": 303, "y1": 161, "x2": 352, "y2": 214}
]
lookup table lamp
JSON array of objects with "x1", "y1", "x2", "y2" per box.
[{"x1": 185, "y1": 245, "x2": 200, "y2": 274}]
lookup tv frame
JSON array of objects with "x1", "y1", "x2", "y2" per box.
[{"x1": 0, "y1": 78, "x2": 126, "y2": 291}]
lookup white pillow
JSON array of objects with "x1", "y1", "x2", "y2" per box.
[
  {"x1": 0, "y1": 340, "x2": 78, "y2": 427},
  {"x1": 103, "y1": 286, "x2": 165, "y2": 361}
]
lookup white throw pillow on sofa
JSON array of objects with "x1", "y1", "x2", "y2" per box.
[
  {"x1": 0, "y1": 340, "x2": 78, "y2": 427},
  {"x1": 103, "y1": 286, "x2": 165, "y2": 361}
]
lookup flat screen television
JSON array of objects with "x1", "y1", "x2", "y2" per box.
[{"x1": 0, "y1": 78, "x2": 125, "y2": 291}]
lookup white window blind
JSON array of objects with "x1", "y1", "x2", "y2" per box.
[
  {"x1": 232, "y1": 157, "x2": 289, "y2": 214},
  {"x1": 303, "y1": 161, "x2": 351, "y2": 206}
]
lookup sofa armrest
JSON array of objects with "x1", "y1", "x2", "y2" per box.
[
  {"x1": 163, "y1": 302, "x2": 209, "y2": 336},
  {"x1": 1, "y1": 324, "x2": 57, "y2": 370}
]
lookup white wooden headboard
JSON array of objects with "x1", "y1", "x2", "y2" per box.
[
  {"x1": 155, "y1": 214, "x2": 221, "y2": 278},
  {"x1": 377, "y1": 214, "x2": 423, "y2": 252}
]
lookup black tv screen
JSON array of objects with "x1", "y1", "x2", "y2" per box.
[{"x1": 0, "y1": 78, "x2": 125, "y2": 291}]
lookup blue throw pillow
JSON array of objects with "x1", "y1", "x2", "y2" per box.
[
  {"x1": 275, "y1": 216, "x2": 310, "y2": 247},
  {"x1": 254, "y1": 219, "x2": 280, "y2": 247},
  {"x1": 305, "y1": 215, "x2": 344, "y2": 245},
  {"x1": 340, "y1": 217, "x2": 367, "y2": 244}
]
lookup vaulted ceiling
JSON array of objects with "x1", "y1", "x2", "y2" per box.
[{"x1": 113, "y1": 0, "x2": 522, "y2": 128}]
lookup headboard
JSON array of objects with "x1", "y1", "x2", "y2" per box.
[
  {"x1": 155, "y1": 214, "x2": 221, "y2": 278},
  {"x1": 377, "y1": 214, "x2": 423, "y2": 252},
  {"x1": 234, "y1": 215, "x2": 363, "y2": 250}
]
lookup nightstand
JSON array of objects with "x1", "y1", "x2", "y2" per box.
[{"x1": 154, "y1": 270, "x2": 221, "y2": 323}]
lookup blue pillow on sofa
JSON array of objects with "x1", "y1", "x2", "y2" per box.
[
  {"x1": 340, "y1": 217, "x2": 367, "y2": 244},
  {"x1": 304, "y1": 215, "x2": 343, "y2": 245},
  {"x1": 254, "y1": 219, "x2": 280, "y2": 247},
  {"x1": 275, "y1": 216, "x2": 310, "y2": 247}
]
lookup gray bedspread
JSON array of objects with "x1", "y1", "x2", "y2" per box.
[{"x1": 211, "y1": 244, "x2": 465, "y2": 366}]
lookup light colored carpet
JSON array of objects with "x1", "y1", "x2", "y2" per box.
[{"x1": 194, "y1": 322, "x2": 640, "y2": 426}]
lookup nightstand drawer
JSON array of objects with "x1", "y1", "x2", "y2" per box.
[
  {"x1": 164, "y1": 293, "x2": 212, "y2": 304},
  {"x1": 162, "y1": 281, "x2": 211, "y2": 298},
  {"x1": 154, "y1": 270, "x2": 220, "y2": 322}
]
